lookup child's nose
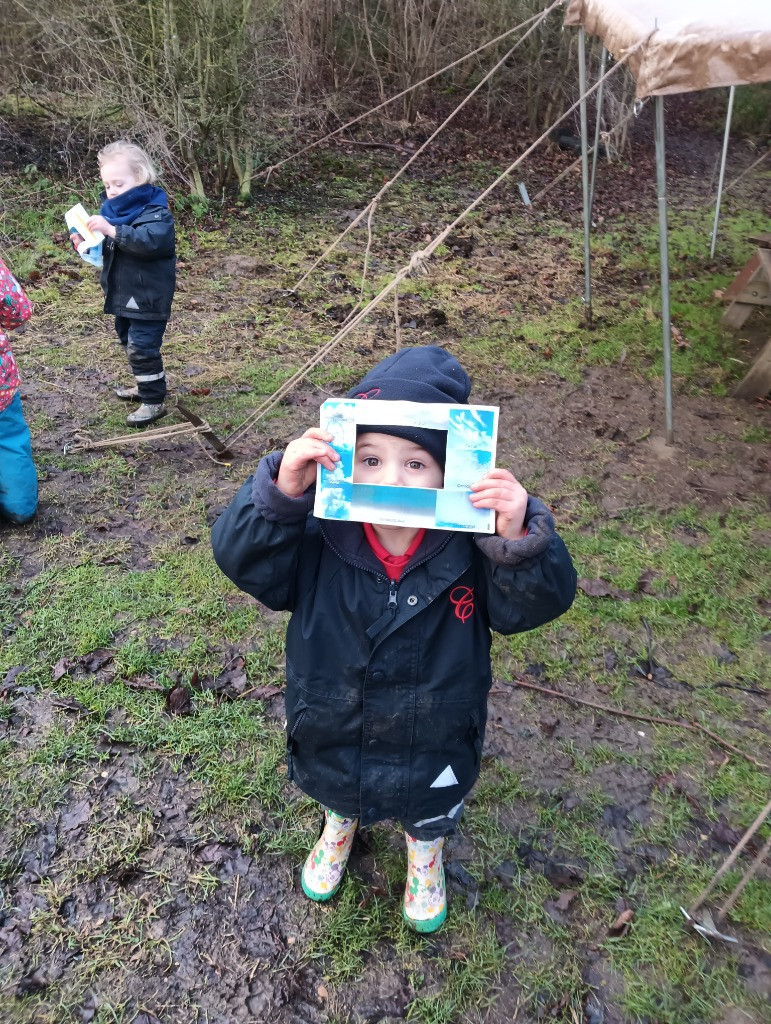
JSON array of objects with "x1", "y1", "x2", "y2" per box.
[{"x1": 381, "y1": 461, "x2": 404, "y2": 486}]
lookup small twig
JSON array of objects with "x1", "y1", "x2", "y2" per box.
[
  {"x1": 504, "y1": 677, "x2": 767, "y2": 769},
  {"x1": 713, "y1": 681, "x2": 767, "y2": 697},
  {"x1": 122, "y1": 678, "x2": 165, "y2": 692},
  {"x1": 32, "y1": 376, "x2": 95, "y2": 399},
  {"x1": 234, "y1": 684, "x2": 283, "y2": 701},
  {"x1": 333, "y1": 138, "x2": 412, "y2": 155}
]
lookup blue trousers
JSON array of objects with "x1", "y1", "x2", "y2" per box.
[
  {"x1": 114, "y1": 316, "x2": 168, "y2": 403},
  {"x1": 0, "y1": 391, "x2": 38, "y2": 524}
]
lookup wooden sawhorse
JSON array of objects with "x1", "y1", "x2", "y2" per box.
[{"x1": 722, "y1": 232, "x2": 771, "y2": 399}]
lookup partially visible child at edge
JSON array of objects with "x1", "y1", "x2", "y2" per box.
[
  {"x1": 0, "y1": 258, "x2": 38, "y2": 524},
  {"x1": 211, "y1": 346, "x2": 577, "y2": 934},
  {"x1": 79, "y1": 141, "x2": 176, "y2": 427}
]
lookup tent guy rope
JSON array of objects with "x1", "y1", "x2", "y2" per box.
[
  {"x1": 290, "y1": 0, "x2": 564, "y2": 295},
  {"x1": 223, "y1": 47, "x2": 640, "y2": 449},
  {"x1": 259, "y1": 3, "x2": 567, "y2": 185}
]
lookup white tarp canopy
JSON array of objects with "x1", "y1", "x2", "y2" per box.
[{"x1": 564, "y1": 0, "x2": 771, "y2": 97}]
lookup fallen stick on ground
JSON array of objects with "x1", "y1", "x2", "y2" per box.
[{"x1": 500, "y1": 677, "x2": 767, "y2": 770}]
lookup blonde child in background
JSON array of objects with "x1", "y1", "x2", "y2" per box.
[{"x1": 83, "y1": 141, "x2": 176, "y2": 426}]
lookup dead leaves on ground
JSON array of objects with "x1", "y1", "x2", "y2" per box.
[
  {"x1": 52, "y1": 649, "x2": 114, "y2": 683},
  {"x1": 607, "y1": 907, "x2": 635, "y2": 937},
  {"x1": 38, "y1": 645, "x2": 284, "y2": 711},
  {"x1": 578, "y1": 567, "x2": 673, "y2": 602},
  {"x1": 164, "y1": 680, "x2": 193, "y2": 716}
]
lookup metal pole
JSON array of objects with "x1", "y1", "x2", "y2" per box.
[
  {"x1": 589, "y1": 46, "x2": 608, "y2": 215},
  {"x1": 655, "y1": 95, "x2": 674, "y2": 445},
  {"x1": 710, "y1": 85, "x2": 735, "y2": 258},
  {"x1": 578, "y1": 26, "x2": 592, "y2": 324}
]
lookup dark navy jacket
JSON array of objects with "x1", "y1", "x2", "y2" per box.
[
  {"x1": 211, "y1": 452, "x2": 577, "y2": 827},
  {"x1": 100, "y1": 204, "x2": 176, "y2": 321}
]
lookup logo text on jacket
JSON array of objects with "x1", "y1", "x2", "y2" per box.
[{"x1": 450, "y1": 585, "x2": 474, "y2": 623}]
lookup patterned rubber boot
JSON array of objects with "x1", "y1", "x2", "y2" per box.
[
  {"x1": 301, "y1": 810, "x2": 358, "y2": 902},
  {"x1": 403, "y1": 833, "x2": 447, "y2": 933},
  {"x1": 126, "y1": 403, "x2": 167, "y2": 426}
]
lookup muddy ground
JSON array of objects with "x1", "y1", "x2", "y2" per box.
[{"x1": 1, "y1": 97, "x2": 770, "y2": 1024}]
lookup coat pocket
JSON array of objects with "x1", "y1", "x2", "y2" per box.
[
  {"x1": 411, "y1": 699, "x2": 486, "y2": 805},
  {"x1": 285, "y1": 697, "x2": 309, "y2": 781},
  {"x1": 284, "y1": 680, "x2": 361, "y2": 799}
]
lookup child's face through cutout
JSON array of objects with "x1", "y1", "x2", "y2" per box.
[
  {"x1": 354, "y1": 433, "x2": 444, "y2": 489},
  {"x1": 100, "y1": 156, "x2": 140, "y2": 200}
]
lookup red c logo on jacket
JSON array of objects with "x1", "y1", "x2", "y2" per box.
[
  {"x1": 354, "y1": 388, "x2": 381, "y2": 399},
  {"x1": 450, "y1": 586, "x2": 474, "y2": 623}
]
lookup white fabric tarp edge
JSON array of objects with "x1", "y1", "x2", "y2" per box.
[{"x1": 564, "y1": 0, "x2": 771, "y2": 96}]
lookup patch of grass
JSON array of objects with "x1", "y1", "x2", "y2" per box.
[
  {"x1": 741, "y1": 424, "x2": 770, "y2": 444},
  {"x1": 606, "y1": 895, "x2": 763, "y2": 1024},
  {"x1": 405, "y1": 915, "x2": 508, "y2": 1024},
  {"x1": 307, "y1": 879, "x2": 389, "y2": 981},
  {"x1": 538, "y1": 797, "x2": 617, "y2": 870}
]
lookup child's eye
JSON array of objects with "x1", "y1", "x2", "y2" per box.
[
  {"x1": 407, "y1": 460, "x2": 425, "y2": 470},
  {"x1": 363, "y1": 457, "x2": 380, "y2": 468}
]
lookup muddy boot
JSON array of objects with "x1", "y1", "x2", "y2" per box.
[
  {"x1": 126, "y1": 403, "x2": 167, "y2": 427},
  {"x1": 403, "y1": 833, "x2": 447, "y2": 933},
  {"x1": 301, "y1": 809, "x2": 358, "y2": 901},
  {"x1": 114, "y1": 384, "x2": 140, "y2": 401}
]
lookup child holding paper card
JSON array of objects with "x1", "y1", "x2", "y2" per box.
[
  {"x1": 82, "y1": 141, "x2": 176, "y2": 426},
  {"x1": 211, "y1": 346, "x2": 576, "y2": 932}
]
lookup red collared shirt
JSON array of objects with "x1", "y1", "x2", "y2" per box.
[{"x1": 363, "y1": 522, "x2": 426, "y2": 582}]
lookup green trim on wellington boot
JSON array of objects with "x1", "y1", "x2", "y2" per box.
[
  {"x1": 402, "y1": 833, "x2": 447, "y2": 932},
  {"x1": 402, "y1": 883, "x2": 448, "y2": 933},
  {"x1": 301, "y1": 867, "x2": 339, "y2": 902},
  {"x1": 300, "y1": 810, "x2": 358, "y2": 902}
]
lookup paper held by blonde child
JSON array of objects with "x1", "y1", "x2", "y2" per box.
[{"x1": 65, "y1": 203, "x2": 105, "y2": 253}]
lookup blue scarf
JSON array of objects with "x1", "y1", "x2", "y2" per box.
[{"x1": 100, "y1": 184, "x2": 169, "y2": 225}]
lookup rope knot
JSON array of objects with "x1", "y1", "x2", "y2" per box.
[{"x1": 409, "y1": 249, "x2": 429, "y2": 277}]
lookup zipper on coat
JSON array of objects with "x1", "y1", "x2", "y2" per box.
[{"x1": 366, "y1": 579, "x2": 398, "y2": 640}]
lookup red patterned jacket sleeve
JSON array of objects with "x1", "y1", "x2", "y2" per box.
[
  {"x1": 0, "y1": 260, "x2": 31, "y2": 412},
  {"x1": 0, "y1": 260, "x2": 33, "y2": 330}
]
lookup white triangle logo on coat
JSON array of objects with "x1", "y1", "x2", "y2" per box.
[
  {"x1": 126, "y1": 296, "x2": 140, "y2": 310},
  {"x1": 430, "y1": 765, "x2": 458, "y2": 788}
]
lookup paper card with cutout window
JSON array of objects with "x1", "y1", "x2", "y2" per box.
[{"x1": 314, "y1": 399, "x2": 498, "y2": 533}]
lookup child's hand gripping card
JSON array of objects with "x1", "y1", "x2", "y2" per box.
[
  {"x1": 313, "y1": 399, "x2": 499, "y2": 533},
  {"x1": 65, "y1": 203, "x2": 104, "y2": 269}
]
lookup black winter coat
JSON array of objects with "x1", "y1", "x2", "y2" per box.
[
  {"x1": 211, "y1": 452, "x2": 577, "y2": 827},
  {"x1": 100, "y1": 204, "x2": 176, "y2": 321}
]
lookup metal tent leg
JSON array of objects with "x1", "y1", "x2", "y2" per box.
[
  {"x1": 710, "y1": 86, "x2": 735, "y2": 258},
  {"x1": 578, "y1": 26, "x2": 592, "y2": 324},
  {"x1": 589, "y1": 46, "x2": 608, "y2": 214},
  {"x1": 655, "y1": 94, "x2": 674, "y2": 445}
]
